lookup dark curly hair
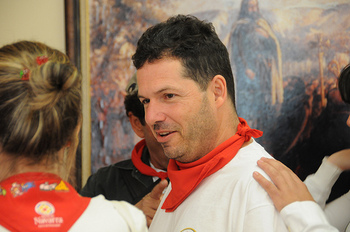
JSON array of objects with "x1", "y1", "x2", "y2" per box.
[
  {"x1": 132, "y1": 14, "x2": 236, "y2": 106},
  {"x1": 124, "y1": 92, "x2": 146, "y2": 126}
]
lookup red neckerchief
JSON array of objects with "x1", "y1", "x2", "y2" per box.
[
  {"x1": 162, "y1": 117, "x2": 262, "y2": 212},
  {"x1": 131, "y1": 139, "x2": 168, "y2": 180},
  {"x1": 0, "y1": 172, "x2": 91, "y2": 231}
]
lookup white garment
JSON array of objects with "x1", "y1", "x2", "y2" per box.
[
  {"x1": 71, "y1": 195, "x2": 148, "y2": 232},
  {"x1": 281, "y1": 201, "x2": 338, "y2": 232},
  {"x1": 304, "y1": 157, "x2": 342, "y2": 208},
  {"x1": 280, "y1": 157, "x2": 349, "y2": 232},
  {"x1": 0, "y1": 195, "x2": 148, "y2": 232},
  {"x1": 305, "y1": 157, "x2": 350, "y2": 231},
  {"x1": 149, "y1": 140, "x2": 288, "y2": 232}
]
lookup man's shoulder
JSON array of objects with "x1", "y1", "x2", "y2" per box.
[
  {"x1": 85, "y1": 159, "x2": 135, "y2": 184},
  {"x1": 96, "y1": 159, "x2": 134, "y2": 173}
]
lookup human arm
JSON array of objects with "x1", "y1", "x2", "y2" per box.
[
  {"x1": 328, "y1": 149, "x2": 350, "y2": 171},
  {"x1": 304, "y1": 149, "x2": 350, "y2": 208},
  {"x1": 324, "y1": 190, "x2": 350, "y2": 232},
  {"x1": 135, "y1": 179, "x2": 168, "y2": 227},
  {"x1": 253, "y1": 157, "x2": 338, "y2": 232}
]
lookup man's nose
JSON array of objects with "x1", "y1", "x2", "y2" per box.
[{"x1": 145, "y1": 101, "x2": 166, "y2": 127}]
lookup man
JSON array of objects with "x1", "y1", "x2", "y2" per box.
[
  {"x1": 132, "y1": 14, "x2": 288, "y2": 231},
  {"x1": 80, "y1": 74, "x2": 169, "y2": 226},
  {"x1": 229, "y1": 0, "x2": 283, "y2": 133},
  {"x1": 254, "y1": 64, "x2": 350, "y2": 232}
]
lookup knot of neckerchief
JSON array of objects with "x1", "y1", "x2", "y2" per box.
[
  {"x1": 161, "y1": 117, "x2": 262, "y2": 212},
  {"x1": 237, "y1": 117, "x2": 263, "y2": 142},
  {"x1": 131, "y1": 139, "x2": 168, "y2": 180}
]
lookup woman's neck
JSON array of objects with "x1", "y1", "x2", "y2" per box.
[{"x1": 0, "y1": 152, "x2": 61, "y2": 183}]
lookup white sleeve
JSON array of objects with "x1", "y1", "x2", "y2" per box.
[
  {"x1": 324, "y1": 190, "x2": 350, "y2": 232},
  {"x1": 304, "y1": 157, "x2": 342, "y2": 208},
  {"x1": 111, "y1": 201, "x2": 148, "y2": 232},
  {"x1": 280, "y1": 201, "x2": 339, "y2": 232}
]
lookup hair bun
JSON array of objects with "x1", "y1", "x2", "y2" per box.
[{"x1": 30, "y1": 62, "x2": 80, "y2": 111}]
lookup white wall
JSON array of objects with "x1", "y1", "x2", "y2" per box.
[{"x1": 0, "y1": 0, "x2": 65, "y2": 52}]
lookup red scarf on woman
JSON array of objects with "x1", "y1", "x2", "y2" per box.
[
  {"x1": 0, "y1": 172, "x2": 91, "y2": 231},
  {"x1": 131, "y1": 139, "x2": 168, "y2": 180},
  {"x1": 162, "y1": 117, "x2": 262, "y2": 212}
]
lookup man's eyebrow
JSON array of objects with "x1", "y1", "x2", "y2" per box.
[{"x1": 138, "y1": 86, "x2": 177, "y2": 99}]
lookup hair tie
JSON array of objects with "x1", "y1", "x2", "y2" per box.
[
  {"x1": 20, "y1": 68, "x2": 30, "y2": 81},
  {"x1": 36, "y1": 55, "x2": 49, "y2": 65},
  {"x1": 20, "y1": 56, "x2": 49, "y2": 81}
]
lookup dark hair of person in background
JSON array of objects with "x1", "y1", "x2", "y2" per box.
[
  {"x1": 338, "y1": 64, "x2": 350, "y2": 104},
  {"x1": 124, "y1": 93, "x2": 146, "y2": 126}
]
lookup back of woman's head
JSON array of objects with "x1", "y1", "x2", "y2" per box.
[
  {"x1": 338, "y1": 64, "x2": 350, "y2": 104},
  {"x1": 0, "y1": 41, "x2": 81, "y2": 163}
]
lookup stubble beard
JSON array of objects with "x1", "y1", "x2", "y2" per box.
[{"x1": 163, "y1": 95, "x2": 218, "y2": 163}]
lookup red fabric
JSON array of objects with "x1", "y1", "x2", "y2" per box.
[
  {"x1": 0, "y1": 172, "x2": 91, "y2": 231},
  {"x1": 131, "y1": 139, "x2": 168, "y2": 180},
  {"x1": 162, "y1": 117, "x2": 262, "y2": 212}
]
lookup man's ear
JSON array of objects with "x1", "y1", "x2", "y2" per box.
[
  {"x1": 210, "y1": 75, "x2": 227, "y2": 108},
  {"x1": 128, "y1": 112, "x2": 145, "y2": 138}
]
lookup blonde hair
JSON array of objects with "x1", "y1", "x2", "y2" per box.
[{"x1": 0, "y1": 41, "x2": 81, "y2": 182}]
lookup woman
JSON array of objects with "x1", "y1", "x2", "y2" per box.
[
  {"x1": 0, "y1": 41, "x2": 147, "y2": 231},
  {"x1": 253, "y1": 64, "x2": 350, "y2": 231}
]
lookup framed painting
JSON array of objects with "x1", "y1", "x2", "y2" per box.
[{"x1": 87, "y1": 0, "x2": 350, "y2": 200}]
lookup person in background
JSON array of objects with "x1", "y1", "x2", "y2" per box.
[
  {"x1": 80, "y1": 73, "x2": 168, "y2": 227},
  {"x1": 0, "y1": 41, "x2": 147, "y2": 232},
  {"x1": 229, "y1": 0, "x2": 283, "y2": 133},
  {"x1": 133, "y1": 14, "x2": 289, "y2": 231},
  {"x1": 254, "y1": 64, "x2": 350, "y2": 232}
]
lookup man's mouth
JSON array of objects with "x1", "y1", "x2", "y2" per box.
[{"x1": 158, "y1": 132, "x2": 171, "y2": 137}]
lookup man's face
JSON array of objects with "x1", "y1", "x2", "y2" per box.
[
  {"x1": 248, "y1": 0, "x2": 258, "y2": 13},
  {"x1": 247, "y1": 0, "x2": 260, "y2": 19},
  {"x1": 137, "y1": 58, "x2": 218, "y2": 163}
]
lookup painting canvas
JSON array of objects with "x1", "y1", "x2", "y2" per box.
[{"x1": 88, "y1": 0, "x2": 350, "y2": 200}]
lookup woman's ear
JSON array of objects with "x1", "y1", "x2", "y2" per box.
[
  {"x1": 210, "y1": 75, "x2": 227, "y2": 108},
  {"x1": 128, "y1": 112, "x2": 145, "y2": 138}
]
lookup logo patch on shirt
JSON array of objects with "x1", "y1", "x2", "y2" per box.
[
  {"x1": 180, "y1": 228, "x2": 196, "y2": 232},
  {"x1": 0, "y1": 186, "x2": 6, "y2": 196},
  {"x1": 11, "y1": 182, "x2": 35, "y2": 197},
  {"x1": 39, "y1": 182, "x2": 58, "y2": 191},
  {"x1": 39, "y1": 181, "x2": 69, "y2": 192},
  {"x1": 34, "y1": 201, "x2": 64, "y2": 228},
  {"x1": 35, "y1": 201, "x2": 55, "y2": 216},
  {"x1": 54, "y1": 181, "x2": 69, "y2": 191}
]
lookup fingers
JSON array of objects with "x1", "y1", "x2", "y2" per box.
[
  {"x1": 136, "y1": 179, "x2": 168, "y2": 228},
  {"x1": 254, "y1": 157, "x2": 315, "y2": 212},
  {"x1": 253, "y1": 171, "x2": 284, "y2": 212},
  {"x1": 256, "y1": 157, "x2": 297, "y2": 190},
  {"x1": 253, "y1": 171, "x2": 277, "y2": 195},
  {"x1": 149, "y1": 179, "x2": 168, "y2": 200}
]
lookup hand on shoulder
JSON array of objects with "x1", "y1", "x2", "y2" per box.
[{"x1": 253, "y1": 157, "x2": 314, "y2": 212}]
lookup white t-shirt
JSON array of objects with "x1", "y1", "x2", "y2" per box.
[{"x1": 149, "y1": 140, "x2": 288, "y2": 232}]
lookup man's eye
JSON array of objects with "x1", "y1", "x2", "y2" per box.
[
  {"x1": 141, "y1": 99, "x2": 150, "y2": 104},
  {"x1": 165, "y1": 94, "x2": 175, "y2": 99}
]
